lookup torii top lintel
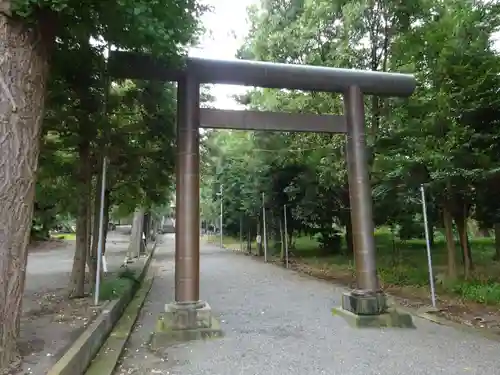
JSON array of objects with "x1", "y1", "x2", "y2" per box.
[{"x1": 108, "y1": 51, "x2": 416, "y2": 97}]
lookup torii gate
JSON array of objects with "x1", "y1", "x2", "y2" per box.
[{"x1": 109, "y1": 52, "x2": 416, "y2": 336}]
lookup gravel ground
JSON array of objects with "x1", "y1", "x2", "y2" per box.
[{"x1": 114, "y1": 236, "x2": 500, "y2": 375}]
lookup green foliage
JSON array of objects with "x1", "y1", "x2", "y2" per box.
[
  {"x1": 263, "y1": 231, "x2": 500, "y2": 304},
  {"x1": 198, "y1": 0, "x2": 500, "y2": 306},
  {"x1": 26, "y1": 0, "x2": 206, "y2": 235},
  {"x1": 12, "y1": 0, "x2": 203, "y2": 55},
  {"x1": 107, "y1": 81, "x2": 178, "y2": 214},
  {"x1": 98, "y1": 267, "x2": 139, "y2": 300},
  {"x1": 451, "y1": 281, "x2": 500, "y2": 305},
  {"x1": 201, "y1": 0, "x2": 500, "y2": 275}
]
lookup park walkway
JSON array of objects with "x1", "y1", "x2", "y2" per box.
[
  {"x1": 115, "y1": 236, "x2": 500, "y2": 375},
  {"x1": 19, "y1": 227, "x2": 132, "y2": 375}
]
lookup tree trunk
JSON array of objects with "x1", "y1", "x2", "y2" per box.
[
  {"x1": 127, "y1": 207, "x2": 145, "y2": 258},
  {"x1": 455, "y1": 214, "x2": 472, "y2": 280},
  {"x1": 85, "y1": 174, "x2": 94, "y2": 283},
  {"x1": 443, "y1": 206, "x2": 457, "y2": 280},
  {"x1": 494, "y1": 223, "x2": 500, "y2": 260},
  {"x1": 102, "y1": 189, "x2": 110, "y2": 255},
  {"x1": 68, "y1": 141, "x2": 91, "y2": 298},
  {"x1": 257, "y1": 220, "x2": 263, "y2": 256},
  {"x1": 90, "y1": 175, "x2": 100, "y2": 271},
  {"x1": 279, "y1": 218, "x2": 284, "y2": 262},
  {"x1": 247, "y1": 228, "x2": 252, "y2": 254},
  {"x1": 89, "y1": 159, "x2": 104, "y2": 278},
  {"x1": 429, "y1": 223, "x2": 435, "y2": 247},
  {"x1": 0, "y1": 8, "x2": 52, "y2": 370},
  {"x1": 143, "y1": 211, "x2": 150, "y2": 247},
  {"x1": 141, "y1": 211, "x2": 148, "y2": 254}
]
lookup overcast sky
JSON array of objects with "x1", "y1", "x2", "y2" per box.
[{"x1": 188, "y1": 0, "x2": 257, "y2": 110}]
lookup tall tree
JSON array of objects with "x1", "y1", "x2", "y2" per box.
[{"x1": 0, "y1": 0, "x2": 202, "y2": 370}]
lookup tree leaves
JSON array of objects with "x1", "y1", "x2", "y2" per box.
[{"x1": 202, "y1": 0, "x2": 500, "y2": 245}]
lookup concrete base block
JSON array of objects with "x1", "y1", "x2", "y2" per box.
[
  {"x1": 332, "y1": 306, "x2": 416, "y2": 328},
  {"x1": 150, "y1": 301, "x2": 223, "y2": 350},
  {"x1": 341, "y1": 290, "x2": 388, "y2": 315}
]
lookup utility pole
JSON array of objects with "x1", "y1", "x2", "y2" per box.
[
  {"x1": 219, "y1": 184, "x2": 223, "y2": 248},
  {"x1": 420, "y1": 184, "x2": 437, "y2": 308},
  {"x1": 262, "y1": 192, "x2": 268, "y2": 262},
  {"x1": 94, "y1": 156, "x2": 108, "y2": 305},
  {"x1": 284, "y1": 204, "x2": 289, "y2": 269}
]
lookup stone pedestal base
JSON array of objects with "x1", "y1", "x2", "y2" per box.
[
  {"x1": 342, "y1": 290, "x2": 387, "y2": 315},
  {"x1": 150, "y1": 301, "x2": 223, "y2": 350},
  {"x1": 332, "y1": 291, "x2": 415, "y2": 328}
]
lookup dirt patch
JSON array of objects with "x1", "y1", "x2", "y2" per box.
[
  {"x1": 12, "y1": 288, "x2": 103, "y2": 375},
  {"x1": 385, "y1": 286, "x2": 500, "y2": 333},
  {"x1": 8, "y1": 236, "x2": 129, "y2": 375}
]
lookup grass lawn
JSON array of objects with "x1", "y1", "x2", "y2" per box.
[{"x1": 51, "y1": 232, "x2": 77, "y2": 241}]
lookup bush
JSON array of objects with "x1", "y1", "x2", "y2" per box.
[
  {"x1": 98, "y1": 268, "x2": 139, "y2": 300},
  {"x1": 378, "y1": 265, "x2": 429, "y2": 287},
  {"x1": 316, "y1": 230, "x2": 343, "y2": 254},
  {"x1": 398, "y1": 221, "x2": 424, "y2": 240},
  {"x1": 450, "y1": 281, "x2": 500, "y2": 304}
]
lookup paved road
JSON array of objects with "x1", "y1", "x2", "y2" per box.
[
  {"x1": 115, "y1": 237, "x2": 500, "y2": 375},
  {"x1": 24, "y1": 226, "x2": 131, "y2": 297}
]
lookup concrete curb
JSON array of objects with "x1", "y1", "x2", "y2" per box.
[
  {"x1": 46, "y1": 248, "x2": 156, "y2": 375},
  {"x1": 85, "y1": 275, "x2": 155, "y2": 375}
]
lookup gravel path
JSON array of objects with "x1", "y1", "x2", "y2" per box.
[{"x1": 115, "y1": 236, "x2": 500, "y2": 375}]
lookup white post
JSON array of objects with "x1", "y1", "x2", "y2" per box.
[
  {"x1": 420, "y1": 184, "x2": 437, "y2": 308},
  {"x1": 220, "y1": 184, "x2": 223, "y2": 248},
  {"x1": 94, "y1": 157, "x2": 108, "y2": 305},
  {"x1": 262, "y1": 192, "x2": 268, "y2": 262},
  {"x1": 284, "y1": 204, "x2": 289, "y2": 269}
]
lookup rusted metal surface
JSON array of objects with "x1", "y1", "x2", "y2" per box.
[
  {"x1": 200, "y1": 108, "x2": 347, "y2": 133},
  {"x1": 108, "y1": 51, "x2": 416, "y2": 97},
  {"x1": 344, "y1": 85, "x2": 378, "y2": 293},
  {"x1": 175, "y1": 75, "x2": 201, "y2": 303}
]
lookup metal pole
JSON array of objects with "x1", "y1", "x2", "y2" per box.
[
  {"x1": 94, "y1": 43, "x2": 111, "y2": 306},
  {"x1": 240, "y1": 215, "x2": 243, "y2": 251},
  {"x1": 94, "y1": 156, "x2": 108, "y2": 305},
  {"x1": 175, "y1": 75, "x2": 200, "y2": 303},
  {"x1": 344, "y1": 85, "x2": 378, "y2": 293},
  {"x1": 220, "y1": 184, "x2": 223, "y2": 248},
  {"x1": 262, "y1": 192, "x2": 268, "y2": 262},
  {"x1": 420, "y1": 184, "x2": 437, "y2": 308},
  {"x1": 284, "y1": 204, "x2": 289, "y2": 269}
]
